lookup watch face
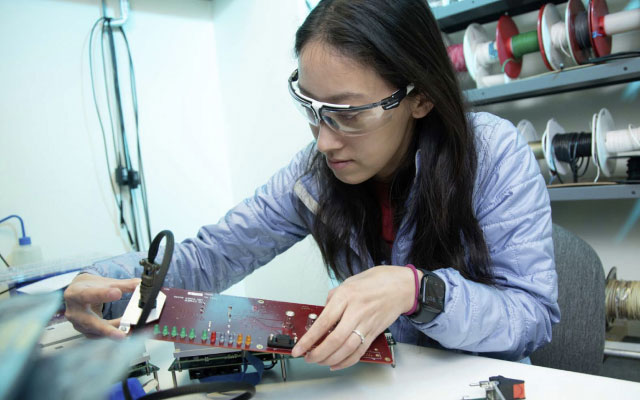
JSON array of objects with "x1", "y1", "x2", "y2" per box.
[{"x1": 422, "y1": 274, "x2": 445, "y2": 311}]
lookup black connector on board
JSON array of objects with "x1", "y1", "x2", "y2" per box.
[{"x1": 268, "y1": 334, "x2": 295, "y2": 349}]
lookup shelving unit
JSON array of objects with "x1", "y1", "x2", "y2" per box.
[
  {"x1": 436, "y1": 1, "x2": 640, "y2": 367},
  {"x1": 465, "y1": 58, "x2": 640, "y2": 106},
  {"x1": 433, "y1": 0, "x2": 565, "y2": 33},
  {"x1": 548, "y1": 184, "x2": 640, "y2": 201}
]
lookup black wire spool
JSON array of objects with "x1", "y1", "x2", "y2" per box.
[
  {"x1": 627, "y1": 156, "x2": 640, "y2": 181},
  {"x1": 574, "y1": 11, "x2": 592, "y2": 51},
  {"x1": 552, "y1": 132, "x2": 592, "y2": 183}
]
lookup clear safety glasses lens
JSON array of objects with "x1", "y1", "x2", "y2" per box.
[
  {"x1": 291, "y1": 99, "x2": 320, "y2": 127},
  {"x1": 290, "y1": 96, "x2": 395, "y2": 135},
  {"x1": 320, "y1": 107, "x2": 393, "y2": 134}
]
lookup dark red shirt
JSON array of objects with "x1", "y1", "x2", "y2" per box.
[{"x1": 373, "y1": 181, "x2": 396, "y2": 248}]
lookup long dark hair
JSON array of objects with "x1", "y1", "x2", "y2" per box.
[{"x1": 295, "y1": 0, "x2": 492, "y2": 284}]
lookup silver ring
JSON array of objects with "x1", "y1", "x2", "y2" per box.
[{"x1": 352, "y1": 329, "x2": 365, "y2": 345}]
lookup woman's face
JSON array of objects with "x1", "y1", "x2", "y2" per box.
[{"x1": 297, "y1": 40, "x2": 431, "y2": 184}]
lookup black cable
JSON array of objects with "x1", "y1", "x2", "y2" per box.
[
  {"x1": 552, "y1": 132, "x2": 592, "y2": 183},
  {"x1": 137, "y1": 381, "x2": 256, "y2": 400},
  {"x1": 133, "y1": 230, "x2": 174, "y2": 330},
  {"x1": 262, "y1": 360, "x2": 278, "y2": 370},
  {"x1": 100, "y1": 20, "x2": 124, "y2": 172},
  {"x1": 105, "y1": 20, "x2": 141, "y2": 252},
  {"x1": 574, "y1": 11, "x2": 591, "y2": 51},
  {"x1": 589, "y1": 51, "x2": 640, "y2": 64},
  {"x1": 122, "y1": 379, "x2": 133, "y2": 400},
  {"x1": 628, "y1": 157, "x2": 640, "y2": 181},
  {"x1": 92, "y1": 3, "x2": 154, "y2": 251},
  {"x1": 131, "y1": 231, "x2": 256, "y2": 399},
  {"x1": 91, "y1": 16, "x2": 136, "y2": 247},
  {"x1": 89, "y1": 17, "x2": 117, "y2": 201},
  {"x1": 120, "y1": 26, "x2": 152, "y2": 246},
  {"x1": 0, "y1": 251, "x2": 10, "y2": 268}
]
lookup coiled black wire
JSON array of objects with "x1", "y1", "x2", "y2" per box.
[
  {"x1": 575, "y1": 11, "x2": 592, "y2": 51},
  {"x1": 628, "y1": 157, "x2": 640, "y2": 181},
  {"x1": 552, "y1": 132, "x2": 592, "y2": 183}
]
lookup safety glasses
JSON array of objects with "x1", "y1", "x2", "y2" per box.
[{"x1": 288, "y1": 69, "x2": 415, "y2": 136}]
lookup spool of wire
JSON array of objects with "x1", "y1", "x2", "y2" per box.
[
  {"x1": 447, "y1": 43, "x2": 467, "y2": 73},
  {"x1": 551, "y1": 132, "x2": 592, "y2": 183},
  {"x1": 628, "y1": 157, "x2": 640, "y2": 181},
  {"x1": 606, "y1": 268, "x2": 640, "y2": 328},
  {"x1": 510, "y1": 30, "x2": 540, "y2": 60},
  {"x1": 574, "y1": 10, "x2": 592, "y2": 51}
]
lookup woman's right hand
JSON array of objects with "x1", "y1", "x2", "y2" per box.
[{"x1": 63, "y1": 273, "x2": 140, "y2": 338}]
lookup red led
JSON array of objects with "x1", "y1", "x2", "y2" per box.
[{"x1": 210, "y1": 332, "x2": 216, "y2": 343}]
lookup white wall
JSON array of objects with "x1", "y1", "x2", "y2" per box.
[
  {"x1": 209, "y1": 0, "x2": 330, "y2": 304},
  {"x1": 0, "y1": 0, "x2": 236, "y2": 286}
]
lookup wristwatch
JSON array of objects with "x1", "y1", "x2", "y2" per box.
[{"x1": 409, "y1": 269, "x2": 446, "y2": 324}]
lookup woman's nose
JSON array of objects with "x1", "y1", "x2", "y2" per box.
[{"x1": 314, "y1": 121, "x2": 344, "y2": 154}]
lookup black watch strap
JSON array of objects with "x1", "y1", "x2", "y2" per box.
[{"x1": 409, "y1": 269, "x2": 446, "y2": 324}]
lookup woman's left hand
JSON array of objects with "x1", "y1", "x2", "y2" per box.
[{"x1": 291, "y1": 265, "x2": 420, "y2": 370}]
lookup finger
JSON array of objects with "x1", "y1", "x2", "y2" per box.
[
  {"x1": 84, "y1": 319, "x2": 123, "y2": 339},
  {"x1": 291, "y1": 297, "x2": 346, "y2": 358},
  {"x1": 107, "y1": 317, "x2": 122, "y2": 328},
  {"x1": 304, "y1": 313, "x2": 360, "y2": 364},
  {"x1": 315, "y1": 329, "x2": 363, "y2": 366},
  {"x1": 73, "y1": 287, "x2": 124, "y2": 306},
  {"x1": 325, "y1": 288, "x2": 336, "y2": 305},
  {"x1": 108, "y1": 278, "x2": 141, "y2": 293},
  {"x1": 68, "y1": 310, "x2": 126, "y2": 339},
  {"x1": 330, "y1": 343, "x2": 368, "y2": 371}
]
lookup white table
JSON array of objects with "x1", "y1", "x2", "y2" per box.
[{"x1": 148, "y1": 341, "x2": 640, "y2": 399}]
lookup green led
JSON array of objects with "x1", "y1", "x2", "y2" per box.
[
  {"x1": 162, "y1": 325, "x2": 169, "y2": 336},
  {"x1": 153, "y1": 324, "x2": 160, "y2": 335},
  {"x1": 180, "y1": 327, "x2": 186, "y2": 339},
  {"x1": 171, "y1": 326, "x2": 178, "y2": 338},
  {"x1": 201, "y1": 330, "x2": 208, "y2": 342},
  {"x1": 189, "y1": 328, "x2": 196, "y2": 340}
]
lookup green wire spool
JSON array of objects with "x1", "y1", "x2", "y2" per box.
[{"x1": 511, "y1": 30, "x2": 539, "y2": 59}]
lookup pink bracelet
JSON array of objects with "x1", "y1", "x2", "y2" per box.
[{"x1": 402, "y1": 264, "x2": 420, "y2": 316}]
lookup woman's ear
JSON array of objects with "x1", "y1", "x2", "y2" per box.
[{"x1": 411, "y1": 94, "x2": 434, "y2": 119}]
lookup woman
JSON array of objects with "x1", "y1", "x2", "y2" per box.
[{"x1": 64, "y1": 0, "x2": 559, "y2": 370}]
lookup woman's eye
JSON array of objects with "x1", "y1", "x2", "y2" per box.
[{"x1": 339, "y1": 112, "x2": 360, "y2": 121}]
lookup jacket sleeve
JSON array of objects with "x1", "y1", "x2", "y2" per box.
[
  {"x1": 413, "y1": 113, "x2": 560, "y2": 360},
  {"x1": 84, "y1": 144, "x2": 314, "y2": 319}
]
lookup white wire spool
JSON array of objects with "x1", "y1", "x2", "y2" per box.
[
  {"x1": 595, "y1": 108, "x2": 618, "y2": 177},
  {"x1": 478, "y1": 73, "x2": 508, "y2": 87},
  {"x1": 591, "y1": 111, "x2": 602, "y2": 182},
  {"x1": 590, "y1": 1, "x2": 640, "y2": 57},
  {"x1": 540, "y1": 3, "x2": 578, "y2": 71},
  {"x1": 565, "y1": 0, "x2": 592, "y2": 65},
  {"x1": 517, "y1": 119, "x2": 541, "y2": 143},
  {"x1": 463, "y1": 23, "x2": 499, "y2": 86},
  {"x1": 542, "y1": 118, "x2": 570, "y2": 176},
  {"x1": 601, "y1": 8, "x2": 640, "y2": 36},
  {"x1": 517, "y1": 52, "x2": 549, "y2": 79},
  {"x1": 518, "y1": 119, "x2": 544, "y2": 160},
  {"x1": 605, "y1": 125, "x2": 640, "y2": 154}
]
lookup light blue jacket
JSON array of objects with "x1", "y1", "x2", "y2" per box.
[{"x1": 87, "y1": 112, "x2": 560, "y2": 361}]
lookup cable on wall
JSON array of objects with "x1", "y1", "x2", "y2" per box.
[{"x1": 89, "y1": 1, "x2": 151, "y2": 251}]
